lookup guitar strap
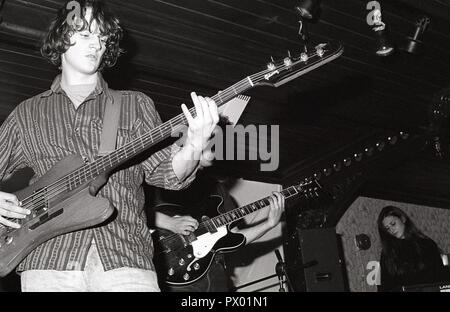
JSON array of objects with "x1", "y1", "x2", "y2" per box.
[{"x1": 98, "y1": 90, "x2": 122, "y2": 156}]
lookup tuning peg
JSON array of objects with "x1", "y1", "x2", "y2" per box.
[
  {"x1": 316, "y1": 46, "x2": 324, "y2": 57},
  {"x1": 283, "y1": 57, "x2": 292, "y2": 66},
  {"x1": 300, "y1": 52, "x2": 308, "y2": 62},
  {"x1": 267, "y1": 62, "x2": 276, "y2": 70},
  {"x1": 287, "y1": 50, "x2": 292, "y2": 58},
  {"x1": 267, "y1": 56, "x2": 276, "y2": 70},
  {"x1": 315, "y1": 43, "x2": 327, "y2": 57}
]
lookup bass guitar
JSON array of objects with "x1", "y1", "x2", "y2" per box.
[
  {"x1": 153, "y1": 179, "x2": 322, "y2": 286},
  {"x1": 0, "y1": 42, "x2": 343, "y2": 276}
]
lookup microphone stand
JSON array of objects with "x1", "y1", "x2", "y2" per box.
[
  {"x1": 274, "y1": 249, "x2": 293, "y2": 292},
  {"x1": 230, "y1": 252, "x2": 317, "y2": 292}
]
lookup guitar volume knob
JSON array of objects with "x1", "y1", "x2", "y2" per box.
[
  {"x1": 179, "y1": 258, "x2": 185, "y2": 266},
  {"x1": 187, "y1": 253, "x2": 193, "y2": 259},
  {"x1": 168, "y1": 268, "x2": 175, "y2": 276},
  {"x1": 193, "y1": 263, "x2": 200, "y2": 270},
  {"x1": 183, "y1": 273, "x2": 190, "y2": 281}
]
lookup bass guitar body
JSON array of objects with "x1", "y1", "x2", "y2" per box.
[{"x1": 0, "y1": 154, "x2": 114, "y2": 276}]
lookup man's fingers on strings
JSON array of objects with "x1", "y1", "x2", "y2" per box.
[
  {"x1": 0, "y1": 207, "x2": 28, "y2": 219},
  {"x1": 0, "y1": 216, "x2": 21, "y2": 228},
  {"x1": 181, "y1": 103, "x2": 194, "y2": 125},
  {"x1": 200, "y1": 98, "x2": 212, "y2": 125},
  {"x1": 0, "y1": 191, "x2": 21, "y2": 206},
  {"x1": 207, "y1": 97, "x2": 219, "y2": 125},
  {"x1": 268, "y1": 195, "x2": 275, "y2": 208},
  {"x1": 272, "y1": 192, "x2": 284, "y2": 208},
  {"x1": 0, "y1": 201, "x2": 30, "y2": 216},
  {"x1": 191, "y1": 92, "x2": 204, "y2": 121}
]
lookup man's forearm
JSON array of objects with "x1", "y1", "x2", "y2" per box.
[
  {"x1": 154, "y1": 212, "x2": 175, "y2": 231},
  {"x1": 236, "y1": 221, "x2": 274, "y2": 245},
  {"x1": 172, "y1": 142, "x2": 202, "y2": 181}
]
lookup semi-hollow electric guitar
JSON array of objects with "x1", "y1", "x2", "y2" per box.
[
  {"x1": 0, "y1": 42, "x2": 343, "y2": 277},
  {"x1": 153, "y1": 179, "x2": 323, "y2": 286}
]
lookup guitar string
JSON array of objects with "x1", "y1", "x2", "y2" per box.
[
  {"x1": 17, "y1": 51, "x2": 326, "y2": 211},
  {"x1": 14, "y1": 80, "x2": 251, "y2": 210},
  {"x1": 4, "y1": 51, "x2": 325, "y2": 234},
  {"x1": 155, "y1": 186, "x2": 305, "y2": 245},
  {"x1": 15, "y1": 80, "x2": 250, "y2": 204},
  {"x1": 4, "y1": 79, "x2": 255, "y2": 232},
  {"x1": 7, "y1": 53, "x2": 325, "y2": 233},
  {"x1": 14, "y1": 69, "x2": 266, "y2": 211},
  {"x1": 17, "y1": 50, "x2": 325, "y2": 210}
]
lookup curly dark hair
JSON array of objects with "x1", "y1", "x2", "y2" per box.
[{"x1": 41, "y1": 0, "x2": 124, "y2": 71}]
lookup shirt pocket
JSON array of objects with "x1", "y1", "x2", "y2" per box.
[
  {"x1": 91, "y1": 117, "x2": 143, "y2": 149},
  {"x1": 110, "y1": 118, "x2": 144, "y2": 184},
  {"x1": 116, "y1": 118, "x2": 143, "y2": 147}
]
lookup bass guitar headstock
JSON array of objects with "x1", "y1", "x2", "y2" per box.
[{"x1": 251, "y1": 41, "x2": 343, "y2": 88}]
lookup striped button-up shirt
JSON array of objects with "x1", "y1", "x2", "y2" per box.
[{"x1": 0, "y1": 74, "x2": 195, "y2": 272}]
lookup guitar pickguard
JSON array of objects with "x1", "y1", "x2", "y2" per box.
[{"x1": 191, "y1": 225, "x2": 227, "y2": 258}]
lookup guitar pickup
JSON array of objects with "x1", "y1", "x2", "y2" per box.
[{"x1": 29, "y1": 209, "x2": 64, "y2": 230}]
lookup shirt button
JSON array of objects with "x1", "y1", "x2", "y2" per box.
[
  {"x1": 74, "y1": 127, "x2": 80, "y2": 134},
  {"x1": 82, "y1": 156, "x2": 89, "y2": 163}
]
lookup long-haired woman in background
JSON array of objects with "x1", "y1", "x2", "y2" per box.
[{"x1": 377, "y1": 206, "x2": 448, "y2": 291}]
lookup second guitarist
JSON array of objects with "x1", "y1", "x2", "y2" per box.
[{"x1": 150, "y1": 169, "x2": 284, "y2": 292}]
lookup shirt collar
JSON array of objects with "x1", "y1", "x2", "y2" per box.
[{"x1": 40, "y1": 73, "x2": 110, "y2": 98}]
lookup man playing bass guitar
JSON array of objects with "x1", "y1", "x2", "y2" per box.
[{"x1": 0, "y1": 0, "x2": 218, "y2": 291}]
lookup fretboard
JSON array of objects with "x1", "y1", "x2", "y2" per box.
[
  {"x1": 50, "y1": 76, "x2": 259, "y2": 196},
  {"x1": 209, "y1": 184, "x2": 313, "y2": 228}
]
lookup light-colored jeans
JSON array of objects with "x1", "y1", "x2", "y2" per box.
[{"x1": 20, "y1": 242, "x2": 160, "y2": 292}]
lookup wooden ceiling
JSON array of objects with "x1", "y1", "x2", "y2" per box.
[{"x1": 1, "y1": 0, "x2": 450, "y2": 209}]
